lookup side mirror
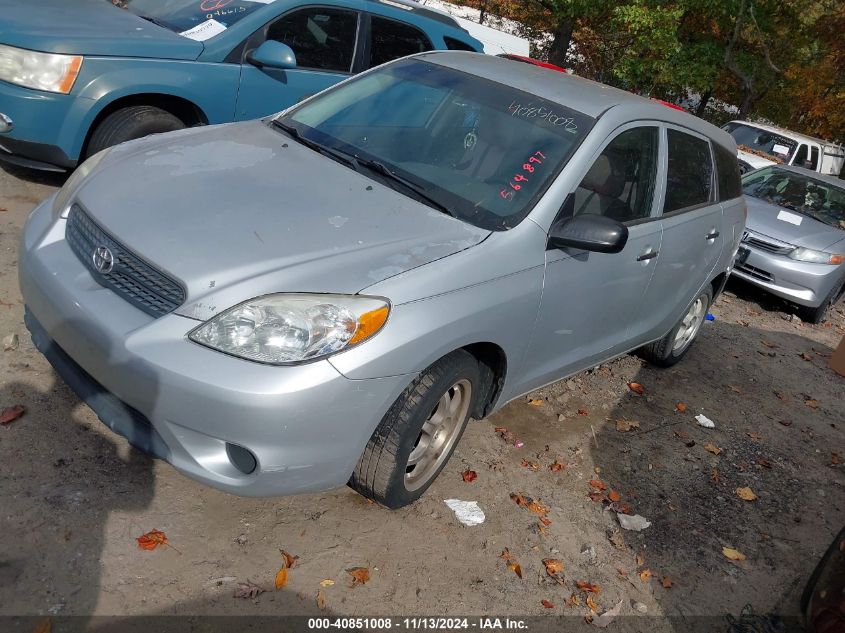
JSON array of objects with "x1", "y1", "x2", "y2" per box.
[
  {"x1": 247, "y1": 40, "x2": 297, "y2": 70},
  {"x1": 548, "y1": 214, "x2": 629, "y2": 254}
]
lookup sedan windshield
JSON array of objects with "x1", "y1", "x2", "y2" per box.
[
  {"x1": 742, "y1": 167, "x2": 845, "y2": 230},
  {"x1": 278, "y1": 58, "x2": 594, "y2": 230},
  {"x1": 114, "y1": 0, "x2": 264, "y2": 34},
  {"x1": 723, "y1": 122, "x2": 796, "y2": 163}
]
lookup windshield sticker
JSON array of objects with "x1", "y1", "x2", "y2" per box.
[
  {"x1": 772, "y1": 143, "x2": 790, "y2": 156},
  {"x1": 507, "y1": 102, "x2": 578, "y2": 133},
  {"x1": 776, "y1": 210, "x2": 803, "y2": 226},
  {"x1": 180, "y1": 18, "x2": 227, "y2": 40},
  {"x1": 500, "y1": 151, "x2": 546, "y2": 201}
]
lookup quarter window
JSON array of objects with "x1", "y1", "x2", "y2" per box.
[
  {"x1": 368, "y1": 16, "x2": 432, "y2": 68},
  {"x1": 664, "y1": 129, "x2": 713, "y2": 213},
  {"x1": 572, "y1": 127, "x2": 659, "y2": 223},
  {"x1": 267, "y1": 8, "x2": 358, "y2": 73},
  {"x1": 714, "y1": 143, "x2": 742, "y2": 201}
]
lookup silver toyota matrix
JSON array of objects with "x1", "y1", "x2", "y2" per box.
[{"x1": 20, "y1": 53, "x2": 745, "y2": 508}]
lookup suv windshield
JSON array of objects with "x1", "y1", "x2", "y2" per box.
[
  {"x1": 277, "y1": 58, "x2": 594, "y2": 230},
  {"x1": 742, "y1": 167, "x2": 845, "y2": 230},
  {"x1": 114, "y1": 0, "x2": 264, "y2": 34},
  {"x1": 723, "y1": 122, "x2": 797, "y2": 164}
]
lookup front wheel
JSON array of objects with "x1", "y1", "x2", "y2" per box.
[
  {"x1": 800, "y1": 277, "x2": 845, "y2": 325},
  {"x1": 349, "y1": 350, "x2": 480, "y2": 509},
  {"x1": 86, "y1": 106, "x2": 185, "y2": 157},
  {"x1": 638, "y1": 286, "x2": 713, "y2": 367}
]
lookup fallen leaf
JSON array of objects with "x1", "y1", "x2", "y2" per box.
[
  {"x1": 735, "y1": 487, "x2": 757, "y2": 501},
  {"x1": 499, "y1": 548, "x2": 516, "y2": 563},
  {"x1": 234, "y1": 580, "x2": 266, "y2": 599},
  {"x1": 616, "y1": 568, "x2": 628, "y2": 578},
  {"x1": 761, "y1": 340, "x2": 778, "y2": 349},
  {"x1": 274, "y1": 566, "x2": 289, "y2": 589},
  {"x1": 575, "y1": 581, "x2": 600, "y2": 594},
  {"x1": 739, "y1": 320, "x2": 749, "y2": 327},
  {"x1": 831, "y1": 453, "x2": 841, "y2": 466},
  {"x1": 461, "y1": 469, "x2": 478, "y2": 482},
  {"x1": 319, "y1": 579, "x2": 335, "y2": 587},
  {"x1": 586, "y1": 595, "x2": 599, "y2": 613},
  {"x1": 616, "y1": 502, "x2": 633, "y2": 515},
  {"x1": 608, "y1": 530, "x2": 625, "y2": 549},
  {"x1": 494, "y1": 426, "x2": 507, "y2": 433},
  {"x1": 31, "y1": 619, "x2": 51, "y2": 633},
  {"x1": 281, "y1": 549, "x2": 299, "y2": 569},
  {"x1": 711, "y1": 468, "x2": 721, "y2": 483},
  {"x1": 615, "y1": 418, "x2": 640, "y2": 432},
  {"x1": 566, "y1": 593, "x2": 582, "y2": 607},
  {"x1": 578, "y1": 408, "x2": 589, "y2": 416},
  {"x1": 661, "y1": 576, "x2": 673, "y2": 588},
  {"x1": 528, "y1": 398, "x2": 544, "y2": 406},
  {"x1": 800, "y1": 353, "x2": 813, "y2": 361},
  {"x1": 588, "y1": 491, "x2": 604, "y2": 502},
  {"x1": 775, "y1": 392, "x2": 790, "y2": 402},
  {"x1": 136, "y1": 529, "x2": 168, "y2": 551},
  {"x1": 805, "y1": 399, "x2": 819, "y2": 409},
  {"x1": 639, "y1": 568, "x2": 653, "y2": 583},
  {"x1": 507, "y1": 562, "x2": 523, "y2": 579},
  {"x1": 541, "y1": 599, "x2": 555, "y2": 609},
  {"x1": 588, "y1": 479, "x2": 607, "y2": 490},
  {"x1": 539, "y1": 517, "x2": 552, "y2": 526},
  {"x1": 746, "y1": 432, "x2": 762, "y2": 441},
  {"x1": 722, "y1": 547, "x2": 747, "y2": 561},
  {"x1": 542, "y1": 559, "x2": 564, "y2": 576},
  {"x1": 0, "y1": 404, "x2": 25, "y2": 426},
  {"x1": 549, "y1": 461, "x2": 564, "y2": 472},
  {"x1": 346, "y1": 567, "x2": 370, "y2": 586},
  {"x1": 729, "y1": 385, "x2": 743, "y2": 394},
  {"x1": 527, "y1": 500, "x2": 549, "y2": 516},
  {"x1": 756, "y1": 457, "x2": 773, "y2": 469},
  {"x1": 635, "y1": 553, "x2": 645, "y2": 566},
  {"x1": 608, "y1": 490, "x2": 621, "y2": 502},
  {"x1": 675, "y1": 402, "x2": 687, "y2": 413},
  {"x1": 510, "y1": 493, "x2": 528, "y2": 507},
  {"x1": 316, "y1": 590, "x2": 327, "y2": 610},
  {"x1": 704, "y1": 443, "x2": 722, "y2": 455},
  {"x1": 628, "y1": 382, "x2": 645, "y2": 395},
  {"x1": 520, "y1": 458, "x2": 540, "y2": 471}
]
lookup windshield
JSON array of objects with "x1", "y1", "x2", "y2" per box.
[
  {"x1": 723, "y1": 122, "x2": 796, "y2": 163},
  {"x1": 114, "y1": 0, "x2": 266, "y2": 35},
  {"x1": 277, "y1": 58, "x2": 594, "y2": 230},
  {"x1": 742, "y1": 167, "x2": 845, "y2": 230}
]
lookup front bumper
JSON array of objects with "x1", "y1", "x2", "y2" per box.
[
  {"x1": 733, "y1": 241, "x2": 844, "y2": 307},
  {"x1": 18, "y1": 196, "x2": 411, "y2": 496}
]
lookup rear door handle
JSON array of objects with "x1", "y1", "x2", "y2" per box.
[
  {"x1": 706, "y1": 230, "x2": 720, "y2": 240},
  {"x1": 636, "y1": 251, "x2": 659, "y2": 261}
]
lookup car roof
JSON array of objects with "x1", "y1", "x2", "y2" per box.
[
  {"x1": 727, "y1": 120, "x2": 842, "y2": 149},
  {"x1": 765, "y1": 164, "x2": 845, "y2": 189},
  {"x1": 417, "y1": 52, "x2": 735, "y2": 148}
]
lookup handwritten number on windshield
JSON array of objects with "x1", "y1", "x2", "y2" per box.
[{"x1": 500, "y1": 151, "x2": 546, "y2": 201}]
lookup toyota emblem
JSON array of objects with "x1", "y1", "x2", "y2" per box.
[{"x1": 92, "y1": 246, "x2": 114, "y2": 274}]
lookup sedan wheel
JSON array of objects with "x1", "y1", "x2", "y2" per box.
[{"x1": 638, "y1": 285, "x2": 713, "y2": 367}]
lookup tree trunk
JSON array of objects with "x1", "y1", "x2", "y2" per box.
[
  {"x1": 695, "y1": 90, "x2": 712, "y2": 117},
  {"x1": 547, "y1": 18, "x2": 574, "y2": 66},
  {"x1": 478, "y1": 1, "x2": 486, "y2": 25}
]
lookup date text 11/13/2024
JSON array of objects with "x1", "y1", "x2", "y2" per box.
[{"x1": 307, "y1": 618, "x2": 529, "y2": 630}]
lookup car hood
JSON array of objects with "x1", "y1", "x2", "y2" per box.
[
  {"x1": 0, "y1": 0, "x2": 203, "y2": 60},
  {"x1": 744, "y1": 195, "x2": 845, "y2": 251},
  {"x1": 75, "y1": 122, "x2": 490, "y2": 320},
  {"x1": 737, "y1": 150, "x2": 776, "y2": 170}
]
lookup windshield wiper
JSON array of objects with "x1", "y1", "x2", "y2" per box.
[
  {"x1": 352, "y1": 156, "x2": 456, "y2": 218},
  {"x1": 270, "y1": 120, "x2": 358, "y2": 169},
  {"x1": 136, "y1": 14, "x2": 172, "y2": 29}
]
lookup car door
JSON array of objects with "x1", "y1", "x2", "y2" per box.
[
  {"x1": 363, "y1": 13, "x2": 433, "y2": 69},
  {"x1": 235, "y1": 6, "x2": 362, "y2": 121},
  {"x1": 520, "y1": 124, "x2": 664, "y2": 391},
  {"x1": 638, "y1": 125, "x2": 724, "y2": 341}
]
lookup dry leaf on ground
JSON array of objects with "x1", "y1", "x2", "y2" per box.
[
  {"x1": 588, "y1": 479, "x2": 607, "y2": 490},
  {"x1": 528, "y1": 399, "x2": 544, "y2": 406},
  {"x1": 319, "y1": 579, "x2": 335, "y2": 587},
  {"x1": 578, "y1": 408, "x2": 589, "y2": 416},
  {"x1": 541, "y1": 599, "x2": 555, "y2": 609},
  {"x1": 805, "y1": 399, "x2": 819, "y2": 409},
  {"x1": 549, "y1": 461, "x2": 564, "y2": 472},
  {"x1": 316, "y1": 590, "x2": 328, "y2": 610},
  {"x1": 0, "y1": 404, "x2": 25, "y2": 426},
  {"x1": 608, "y1": 490, "x2": 621, "y2": 502},
  {"x1": 507, "y1": 562, "x2": 523, "y2": 579},
  {"x1": 542, "y1": 559, "x2": 564, "y2": 576},
  {"x1": 761, "y1": 340, "x2": 778, "y2": 348},
  {"x1": 756, "y1": 457, "x2": 773, "y2": 469},
  {"x1": 461, "y1": 469, "x2": 478, "y2": 482},
  {"x1": 662, "y1": 576, "x2": 673, "y2": 588},
  {"x1": 575, "y1": 581, "x2": 600, "y2": 594},
  {"x1": 521, "y1": 458, "x2": 540, "y2": 471},
  {"x1": 675, "y1": 402, "x2": 687, "y2": 413},
  {"x1": 711, "y1": 468, "x2": 721, "y2": 483},
  {"x1": 234, "y1": 580, "x2": 266, "y2": 599},
  {"x1": 722, "y1": 547, "x2": 747, "y2": 561},
  {"x1": 746, "y1": 432, "x2": 762, "y2": 441},
  {"x1": 736, "y1": 487, "x2": 757, "y2": 501},
  {"x1": 586, "y1": 595, "x2": 599, "y2": 613},
  {"x1": 608, "y1": 530, "x2": 625, "y2": 549},
  {"x1": 832, "y1": 453, "x2": 842, "y2": 466},
  {"x1": 615, "y1": 418, "x2": 640, "y2": 432},
  {"x1": 136, "y1": 529, "x2": 168, "y2": 551},
  {"x1": 566, "y1": 593, "x2": 582, "y2": 607},
  {"x1": 281, "y1": 549, "x2": 299, "y2": 569},
  {"x1": 638, "y1": 569, "x2": 652, "y2": 583},
  {"x1": 704, "y1": 443, "x2": 722, "y2": 455},
  {"x1": 346, "y1": 567, "x2": 370, "y2": 586},
  {"x1": 274, "y1": 566, "x2": 289, "y2": 589},
  {"x1": 628, "y1": 382, "x2": 645, "y2": 395}
]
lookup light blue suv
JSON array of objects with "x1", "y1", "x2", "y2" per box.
[{"x1": 0, "y1": 0, "x2": 480, "y2": 171}]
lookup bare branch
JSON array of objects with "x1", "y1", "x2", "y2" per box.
[
  {"x1": 748, "y1": 2, "x2": 782, "y2": 74},
  {"x1": 724, "y1": 0, "x2": 752, "y2": 91}
]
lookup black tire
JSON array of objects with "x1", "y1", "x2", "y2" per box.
[
  {"x1": 349, "y1": 350, "x2": 480, "y2": 509},
  {"x1": 86, "y1": 106, "x2": 185, "y2": 157},
  {"x1": 799, "y1": 277, "x2": 845, "y2": 325},
  {"x1": 638, "y1": 285, "x2": 713, "y2": 367}
]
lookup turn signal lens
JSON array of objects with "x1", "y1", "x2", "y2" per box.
[{"x1": 349, "y1": 305, "x2": 390, "y2": 345}]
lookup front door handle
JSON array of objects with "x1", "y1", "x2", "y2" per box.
[
  {"x1": 636, "y1": 251, "x2": 659, "y2": 261},
  {"x1": 705, "y1": 230, "x2": 720, "y2": 240}
]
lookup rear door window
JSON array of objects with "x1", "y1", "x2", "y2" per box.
[
  {"x1": 714, "y1": 143, "x2": 742, "y2": 201},
  {"x1": 663, "y1": 129, "x2": 714, "y2": 213},
  {"x1": 368, "y1": 16, "x2": 432, "y2": 68},
  {"x1": 267, "y1": 7, "x2": 359, "y2": 73}
]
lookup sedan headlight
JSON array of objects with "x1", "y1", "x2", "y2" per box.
[
  {"x1": 0, "y1": 44, "x2": 83, "y2": 94},
  {"x1": 52, "y1": 148, "x2": 111, "y2": 219},
  {"x1": 189, "y1": 294, "x2": 390, "y2": 364},
  {"x1": 788, "y1": 247, "x2": 844, "y2": 265}
]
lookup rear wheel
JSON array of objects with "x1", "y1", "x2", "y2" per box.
[
  {"x1": 638, "y1": 286, "x2": 713, "y2": 367},
  {"x1": 800, "y1": 277, "x2": 845, "y2": 325},
  {"x1": 349, "y1": 350, "x2": 480, "y2": 509},
  {"x1": 86, "y1": 106, "x2": 185, "y2": 157}
]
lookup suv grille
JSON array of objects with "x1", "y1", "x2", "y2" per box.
[
  {"x1": 66, "y1": 204, "x2": 185, "y2": 317},
  {"x1": 740, "y1": 230, "x2": 794, "y2": 256}
]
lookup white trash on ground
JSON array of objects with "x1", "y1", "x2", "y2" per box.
[
  {"x1": 444, "y1": 499, "x2": 486, "y2": 526},
  {"x1": 591, "y1": 599, "x2": 624, "y2": 627},
  {"x1": 617, "y1": 513, "x2": 651, "y2": 531},
  {"x1": 695, "y1": 414, "x2": 716, "y2": 428}
]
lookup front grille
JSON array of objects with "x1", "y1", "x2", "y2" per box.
[
  {"x1": 740, "y1": 230, "x2": 794, "y2": 256},
  {"x1": 66, "y1": 204, "x2": 185, "y2": 317},
  {"x1": 736, "y1": 262, "x2": 775, "y2": 283}
]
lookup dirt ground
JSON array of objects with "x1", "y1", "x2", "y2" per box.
[{"x1": 1, "y1": 162, "x2": 843, "y2": 629}]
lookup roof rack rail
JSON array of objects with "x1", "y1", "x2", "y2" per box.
[{"x1": 365, "y1": 0, "x2": 459, "y2": 27}]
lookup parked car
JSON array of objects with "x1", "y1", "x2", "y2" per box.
[
  {"x1": 734, "y1": 165, "x2": 845, "y2": 323},
  {"x1": 20, "y1": 52, "x2": 744, "y2": 508},
  {"x1": 0, "y1": 0, "x2": 481, "y2": 172},
  {"x1": 498, "y1": 53, "x2": 568, "y2": 73},
  {"x1": 723, "y1": 120, "x2": 845, "y2": 176},
  {"x1": 802, "y1": 526, "x2": 845, "y2": 633}
]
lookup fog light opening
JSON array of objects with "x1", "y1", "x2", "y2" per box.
[{"x1": 226, "y1": 442, "x2": 257, "y2": 475}]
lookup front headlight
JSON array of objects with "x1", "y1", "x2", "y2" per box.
[
  {"x1": 0, "y1": 44, "x2": 83, "y2": 94},
  {"x1": 52, "y1": 148, "x2": 111, "y2": 219},
  {"x1": 189, "y1": 294, "x2": 390, "y2": 365},
  {"x1": 788, "y1": 247, "x2": 845, "y2": 265}
]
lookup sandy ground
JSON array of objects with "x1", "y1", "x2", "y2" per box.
[{"x1": 1, "y1": 162, "x2": 843, "y2": 629}]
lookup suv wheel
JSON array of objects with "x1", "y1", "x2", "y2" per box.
[
  {"x1": 638, "y1": 286, "x2": 713, "y2": 367},
  {"x1": 87, "y1": 106, "x2": 185, "y2": 157},
  {"x1": 349, "y1": 350, "x2": 480, "y2": 509}
]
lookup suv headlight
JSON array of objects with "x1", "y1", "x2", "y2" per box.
[
  {"x1": 788, "y1": 247, "x2": 844, "y2": 265},
  {"x1": 189, "y1": 294, "x2": 390, "y2": 365},
  {"x1": 0, "y1": 44, "x2": 83, "y2": 94},
  {"x1": 51, "y1": 148, "x2": 112, "y2": 219}
]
